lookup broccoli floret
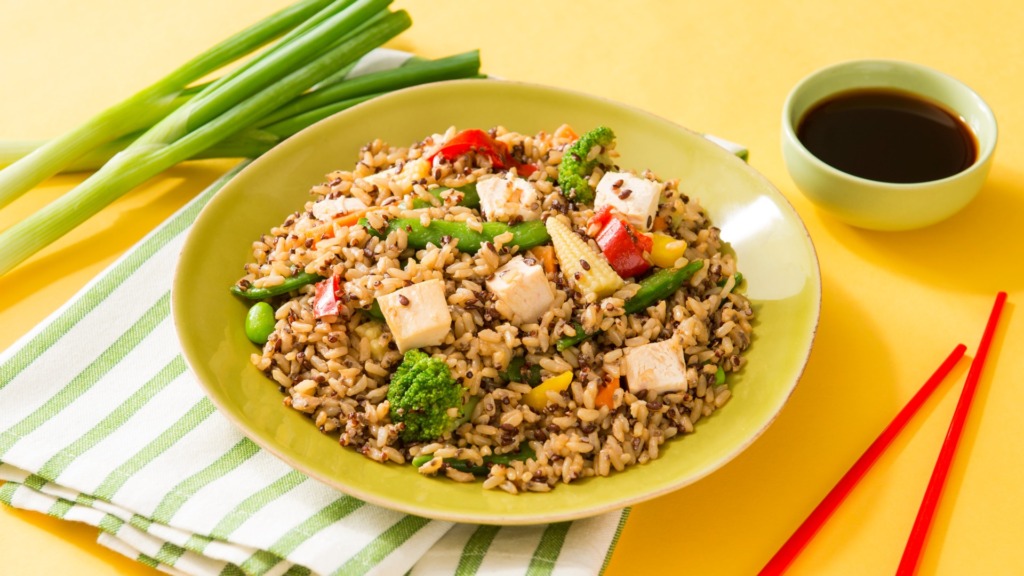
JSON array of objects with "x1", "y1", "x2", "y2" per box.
[
  {"x1": 387, "y1": 349, "x2": 465, "y2": 442},
  {"x1": 557, "y1": 126, "x2": 616, "y2": 204}
]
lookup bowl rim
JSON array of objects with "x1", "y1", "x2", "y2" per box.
[
  {"x1": 173, "y1": 77, "x2": 822, "y2": 524},
  {"x1": 781, "y1": 58, "x2": 998, "y2": 190}
]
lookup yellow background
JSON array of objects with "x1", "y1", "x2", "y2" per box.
[{"x1": 1, "y1": 1, "x2": 1022, "y2": 574}]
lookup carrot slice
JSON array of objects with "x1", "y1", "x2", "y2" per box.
[
  {"x1": 528, "y1": 245, "x2": 556, "y2": 276},
  {"x1": 334, "y1": 208, "x2": 370, "y2": 228},
  {"x1": 595, "y1": 377, "x2": 619, "y2": 409}
]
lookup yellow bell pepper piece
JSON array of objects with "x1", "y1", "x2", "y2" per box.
[
  {"x1": 649, "y1": 233, "x2": 688, "y2": 268},
  {"x1": 523, "y1": 370, "x2": 574, "y2": 410}
]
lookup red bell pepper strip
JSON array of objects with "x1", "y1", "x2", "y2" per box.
[
  {"x1": 427, "y1": 129, "x2": 541, "y2": 176},
  {"x1": 427, "y1": 129, "x2": 511, "y2": 168},
  {"x1": 595, "y1": 215, "x2": 652, "y2": 278},
  {"x1": 313, "y1": 275, "x2": 343, "y2": 319},
  {"x1": 516, "y1": 163, "x2": 539, "y2": 177},
  {"x1": 589, "y1": 205, "x2": 615, "y2": 231}
]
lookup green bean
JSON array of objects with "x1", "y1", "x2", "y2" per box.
[
  {"x1": 410, "y1": 183, "x2": 479, "y2": 209},
  {"x1": 555, "y1": 260, "x2": 706, "y2": 350},
  {"x1": 244, "y1": 302, "x2": 277, "y2": 344},
  {"x1": 556, "y1": 322, "x2": 590, "y2": 352},
  {"x1": 362, "y1": 217, "x2": 549, "y2": 253},
  {"x1": 230, "y1": 272, "x2": 323, "y2": 300},
  {"x1": 623, "y1": 260, "x2": 705, "y2": 315}
]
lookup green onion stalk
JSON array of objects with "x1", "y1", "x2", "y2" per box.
[
  {"x1": 0, "y1": 0, "x2": 410, "y2": 275},
  {"x1": 0, "y1": 0, "x2": 338, "y2": 210},
  {"x1": 0, "y1": 51, "x2": 482, "y2": 173},
  {"x1": 0, "y1": 0, "x2": 487, "y2": 276}
]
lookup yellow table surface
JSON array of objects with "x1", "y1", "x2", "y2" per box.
[{"x1": 2, "y1": 1, "x2": 1022, "y2": 574}]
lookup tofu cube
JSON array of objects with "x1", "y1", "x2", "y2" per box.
[
  {"x1": 311, "y1": 196, "x2": 367, "y2": 222},
  {"x1": 594, "y1": 171, "x2": 664, "y2": 230},
  {"x1": 476, "y1": 175, "x2": 542, "y2": 222},
  {"x1": 622, "y1": 339, "x2": 687, "y2": 394},
  {"x1": 376, "y1": 279, "x2": 452, "y2": 353},
  {"x1": 486, "y1": 256, "x2": 554, "y2": 324}
]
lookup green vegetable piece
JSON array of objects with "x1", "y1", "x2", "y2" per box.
[
  {"x1": 715, "y1": 365, "x2": 726, "y2": 386},
  {"x1": 555, "y1": 260, "x2": 706, "y2": 351},
  {"x1": 485, "y1": 444, "x2": 536, "y2": 466},
  {"x1": 624, "y1": 260, "x2": 706, "y2": 315},
  {"x1": 411, "y1": 444, "x2": 536, "y2": 476},
  {"x1": 499, "y1": 355, "x2": 542, "y2": 386},
  {"x1": 364, "y1": 298, "x2": 385, "y2": 321},
  {"x1": 557, "y1": 126, "x2": 616, "y2": 204},
  {"x1": 716, "y1": 272, "x2": 744, "y2": 288},
  {"x1": 528, "y1": 364, "x2": 541, "y2": 387},
  {"x1": 362, "y1": 217, "x2": 549, "y2": 253},
  {"x1": 387, "y1": 349, "x2": 464, "y2": 442},
  {"x1": 244, "y1": 302, "x2": 276, "y2": 344},
  {"x1": 556, "y1": 322, "x2": 591, "y2": 352},
  {"x1": 502, "y1": 355, "x2": 526, "y2": 383},
  {"x1": 230, "y1": 272, "x2": 323, "y2": 300},
  {"x1": 411, "y1": 183, "x2": 479, "y2": 209}
]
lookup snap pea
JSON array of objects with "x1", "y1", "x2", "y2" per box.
[
  {"x1": 361, "y1": 217, "x2": 549, "y2": 253},
  {"x1": 244, "y1": 302, "x2": 277, "y2": 344},
  {"x1": 410, "y1": 183, "x2": 479, "y2": 209},
  {"x1": 230, "y1": 272, "x2": 323, "y2": 300},
  {"x1": 555, "y1": 260, "x2": 706, "y2": 350}
]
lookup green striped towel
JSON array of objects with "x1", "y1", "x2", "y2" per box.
[{"x1": 0, "y1": 162, "x2": 628, "y2": 575}]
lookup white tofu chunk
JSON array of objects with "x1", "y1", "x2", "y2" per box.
[
  {"x1": 622, "y1": 339, "x2": 687, "y2": 394},
  {"x1": 486, "y1": 256, "x2": 554, "y2": 325},
  {"x1": 594, "y1": 171, "x2": 664, "y2": 230},
  {"x1": 311, "y1": 196, "x2": 367, "y2": 222},
  {"x1": 476, "y1": 175, "x2": 543, "y2": 222},
  {"x1": 376, "y1": 279, "x2": 452, "y2": 353}
]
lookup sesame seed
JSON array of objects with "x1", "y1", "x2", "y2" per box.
[
  {"x1": 580, "y1": 259, "x2": 591, "y2": 271},
  {"x1": 618, "y1": 188, "x2": 632, "y2": 199},
  {"x1": 398, "y1": 294, "x2": 410, "y2": 306},
  {"x1": 613, "y1": 179, "x2": 624, "y2": 188}
]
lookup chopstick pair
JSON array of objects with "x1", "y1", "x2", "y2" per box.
[{"x1": 760, "y1": 292, "x2": 1008, "y2": 576}]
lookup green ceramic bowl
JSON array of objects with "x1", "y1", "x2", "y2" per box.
[
  {"x1": 173, "y1": 79, "x2": 820, "y2": 525},
  {"x1": 782, "y1": 59, "x2": 998, "y2": 230}
]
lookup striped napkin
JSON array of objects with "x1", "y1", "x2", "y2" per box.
[{"x1": 0, "y1": 164, "x2": 627, "y2": 576}]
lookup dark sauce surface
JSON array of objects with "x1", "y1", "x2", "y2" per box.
[{"x1": 797, "y1": 88, "x2": 976, "y2": 183}]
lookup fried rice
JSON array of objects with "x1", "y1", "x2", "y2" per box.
[{"x1": 233, "y1": 124, "x2": 754, "y2": 493}]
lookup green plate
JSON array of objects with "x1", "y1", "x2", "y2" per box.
[{"x1": 173, "y1": 79, "x2": 820, "y2": 525}]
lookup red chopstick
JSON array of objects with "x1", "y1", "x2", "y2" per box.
[
  {"x1": 896, "y1": 291, "x2": 1008, "y2": 575},
  {"x1": 759, "y1": 343, "x2": 967, "y2": 576}
]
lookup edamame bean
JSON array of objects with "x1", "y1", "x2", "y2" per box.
[{"x1": 245, "y1": 302, "x2": 276, "y2": 344}]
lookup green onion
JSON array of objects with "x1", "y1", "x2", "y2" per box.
[
  {"x1": 0, "y1": 1, "x2": 416, "y2": 276},
  {"x1": 0, "y1": 0, "x2": 337, "y2": 209},
  {"x1": 0, "y1": 51, "x2": 483, "y2": 173}
]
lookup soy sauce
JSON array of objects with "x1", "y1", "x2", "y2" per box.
[{"x1": 797, "y1": 88, "x2": 977, "y2": 183}]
